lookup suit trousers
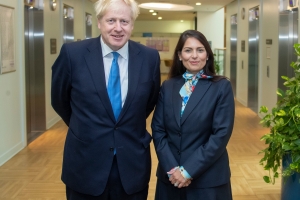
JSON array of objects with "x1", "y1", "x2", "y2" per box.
[{"x1": 66, "y1": 156, "x2": 148, "y2": 200}]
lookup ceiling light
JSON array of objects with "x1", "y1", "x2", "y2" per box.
[
  {"x1": 180, "y1": 20, "x2": 184, "y2": 22},
  {"x1": 152, "y1": 12, "x2": 157, "y2": 15},
  {"x1": 158, "y1": 17, "x2": 162, "y2": 20},
  {"x1": 196, "y1": 3, "x2": 201, "y2": 6},
  {"x1": 149, "y1": 9, "x2": 154, "y2": 12},
  {"x1": 139, "y1": 3, "x2": 194, "y2": 11}
]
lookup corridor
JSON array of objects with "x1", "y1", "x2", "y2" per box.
[{"x1": 0, "y1": 75, "x2": 281, "y2": 199}]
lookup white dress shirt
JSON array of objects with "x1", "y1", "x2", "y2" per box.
[{"x1": 100, "y1": 37, "x2": 128, "y2": 107}]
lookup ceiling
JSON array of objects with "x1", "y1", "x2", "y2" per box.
[{"x1": 88, "y1": 0, "x2": 235, "y2": 21}]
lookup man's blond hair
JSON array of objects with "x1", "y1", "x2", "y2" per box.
[{"x1": 94, "y1": 0, "x2": 140, "y2": 21}]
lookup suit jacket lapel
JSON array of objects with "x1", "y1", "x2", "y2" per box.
[
  {"x1": 84, "y1": 37, "x2": 115, "y2": 121},
  {"x1": 173, "y1": 78, "x2": 184, "y2": 127},
  {"x1": 180, "y1": 79, "x2": 212, "y2": 125},
  {"x1": 117, "y1": 41, "x2": 142, "y2": 121}
]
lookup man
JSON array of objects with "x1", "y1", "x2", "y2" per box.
[{"x1": 51, "y1": 0, "x2": 161, "y2": 199}]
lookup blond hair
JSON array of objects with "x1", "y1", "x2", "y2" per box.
[{"x1": 94, "y1": 0, "x2": 140, "y2": 21}]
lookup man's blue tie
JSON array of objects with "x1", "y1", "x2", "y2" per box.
[{"x1": 107, "y1": 52, "x2": 121, "y2": 120}]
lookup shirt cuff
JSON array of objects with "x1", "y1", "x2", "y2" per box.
[
  {"x1": 179, "y1": 166, "x2": 192, "y2": 179},
  {"x1": 167, "y1": 166, "x2": 192, "y2": 179}
]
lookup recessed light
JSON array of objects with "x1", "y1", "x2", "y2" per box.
[
  {"x1": 149, "y1": 9, "x2": 154, "y2": 12},
  {"x1": 158, "y1": 17, "x2": 162, "y2": 20},
  {"x1": 180, "y1": 20, "x2": 184, "y2": 22},
  {"x1": 152, "y1": 12, "x2": 157, "y2": 15},
  {"x1": 196, "y1": 2, "x2": 201, "y2": 6}
]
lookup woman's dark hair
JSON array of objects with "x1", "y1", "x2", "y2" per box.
[{"x1": 168, "y1": 30, "x2": 226, "y2": 81}]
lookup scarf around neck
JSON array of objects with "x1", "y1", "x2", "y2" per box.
[{"x1": 179, "y1": 70, "x2": 213, "y2": 116}]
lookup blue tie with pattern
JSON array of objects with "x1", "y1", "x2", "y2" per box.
[{"x1": 107, "y1": 52, "x2": 121, "y2": 120}]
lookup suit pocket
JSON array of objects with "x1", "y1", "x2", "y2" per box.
[{"x1": 141, "y1": 131, "x2": 152, "y2": 148}]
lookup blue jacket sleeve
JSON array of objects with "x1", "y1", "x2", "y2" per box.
[
  {"x1": 51, "y1": 44, "x2": 72, "y2": 126},
  {"x1": 152, "y1": 81, "x2": 179, "y2": 173}
]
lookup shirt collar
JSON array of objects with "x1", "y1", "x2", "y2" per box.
[{"x1": 100, "y1": 36, "x2": 128, "y2": 60}]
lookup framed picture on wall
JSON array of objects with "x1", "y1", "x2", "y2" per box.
[
  {"x1": 0, "y1": 5, "x2": 15, "y2": 74},
  {"x1": 145, "y1": 38, "x2": 169, "y2": 52}
]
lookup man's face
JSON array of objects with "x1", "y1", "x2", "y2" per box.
[{"x1": 97, "y1": 2, "x2": 134, "y2": 51}]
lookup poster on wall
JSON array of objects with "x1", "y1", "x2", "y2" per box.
[
  {"x1": 146, "y1": 38, "x2": 169, "y2": 52},
  {"x1": 0, "y1": 5, "x2": 15, "y2": 74}
]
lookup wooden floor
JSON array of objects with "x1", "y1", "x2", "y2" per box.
[{"x1": 0, "y1": 75, "x2": 281, "y2": 199}]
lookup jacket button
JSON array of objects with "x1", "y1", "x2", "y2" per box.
[
  {"x1": 109, "y1": 147, "x2": 114, "y2": 151},
  {"x1": 177, "y1": 150, "x2": 181, "y2": 155},
  {"x1": 178, "y1": 132, "x2": 181, "y2": 137}
]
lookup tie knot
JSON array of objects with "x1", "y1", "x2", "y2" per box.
[{"x1": 112, "y1": 52, "x2": 119, "y2": 60}]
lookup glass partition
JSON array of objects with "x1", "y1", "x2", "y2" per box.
[{"x1": 214, "y1": 48, "x2": 226, "y2": 76}]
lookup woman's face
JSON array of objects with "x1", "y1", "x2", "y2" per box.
[{"x1": 178, "y1": 37, "x2": 208, "y2": 74}]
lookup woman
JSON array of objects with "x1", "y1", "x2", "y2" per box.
[{"x1": 151, "y1": 30, "x2": 235, "y2": 200}]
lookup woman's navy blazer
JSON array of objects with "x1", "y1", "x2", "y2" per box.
[{"x1": 152, "y1": 76, "x2": 235, "y2": 188}]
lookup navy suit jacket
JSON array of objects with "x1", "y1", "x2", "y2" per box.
[
  {"x1": 151, "y1": 76, "x2": 235, "y2": 188},
  {"x1": 51, "y1": 36, "x2": 160, "y2": 196}
]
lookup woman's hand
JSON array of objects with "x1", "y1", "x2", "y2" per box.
[{"x1": 169, "y1": 169, "x2": 192, "y2": 188}]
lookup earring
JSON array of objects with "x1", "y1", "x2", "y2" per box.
[
  {"x1": 179, "y1": 58, "x2": 182, "y2": 61},
  {"x1": 206, "y1": 58, "x2": 209, "y2": 60}
]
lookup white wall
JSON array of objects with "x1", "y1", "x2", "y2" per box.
[
  {"x1": 0, "y1": 0, "x2": 26, "y2": 166},
  {"x1": 258, "y1": 0, "x2": 279, "y2": 117},
  {"x1": 44, "y1": 0, "x2": 63, "y2": 129},
  {"x1": 197, "y1": 9, "x2": 225, "y2": 52},
  {"x1": 133, "y1": 20, "x2": 194, "y2": 34}
]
